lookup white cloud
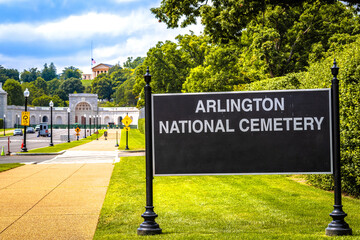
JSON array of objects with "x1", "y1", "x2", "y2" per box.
[
  {"x1": 0, "y1": 9, "x2": 158, "y2": 42},
  {"x1": 0, "y1": 6, "x2": 204, "y2": 74}
]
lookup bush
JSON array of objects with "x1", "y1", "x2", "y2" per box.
[
  {"x1": 138, "y1": 118, "x2": 145, "y2": 134},
  {"x1": 240, "y1": 39, "x2": 360, "y2": 197},
  {"x1": 0, "y1": 119, "x2": 3, "y2": 128}
]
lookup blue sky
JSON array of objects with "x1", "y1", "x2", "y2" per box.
[{"x1": 0, "y1": 0, "x2": 203, "y2": 74}]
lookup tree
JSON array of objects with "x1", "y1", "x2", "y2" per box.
[
  {"x1": 0, "y1": 66, "x2": 19, "y2": 84},
  {"x1": 3, "y1": 79, "x2": 24, "y2": 105},
  {"x1": 20, "y1": 68, "x2": 40, "y2": 82},
  {"x1": 32, "y1": 95, "x2": 52, "y2": 106},
  {"x1": 60, "y1": 77, "x2": 85, "y2": 94},
  {"x1": 41, "y1": 63, "x2": 58, "y2": 81},
  {"x1": 91, "y1": 74, "x2": 114, "y2": 101},
  {"x1": 61, "y1": 66, "x2": 82, "y2": 80},
  {"x1": 51, "y1": 95, "x2": 65, "y2": 107},
  {"x1": 47, "y1": 78, "x2": 61, "y2": 95},
  {"x1": 151, "y1": 1, "x2": 360, "y2": 77},
  {"x1": 34, "y1": 77, "x2": 48, "y2": 93},
  {"x1": 115, "y1": 73, "x2": 137, "y2": 106},
  {"x1": 123, "y1": 57, "x2": 145, "y2": 69},
  {"x1": 54, "y1": 89, "x2": 68, "y2": 101}
]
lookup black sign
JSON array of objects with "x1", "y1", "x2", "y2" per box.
[{"x1": 152, "y1": 89, "x2": 332, "y2": 175}]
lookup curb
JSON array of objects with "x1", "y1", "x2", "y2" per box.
[
  {"x1": 10, "y1": 150, "x2": 66, "y2": 156},
  {"x1": 118, "y1": 150, "x2": 145, "y2": 153}
]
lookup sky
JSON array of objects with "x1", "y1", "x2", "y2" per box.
[{"x1": 0, "y1": 0, "x2": 203, "y2": 75}]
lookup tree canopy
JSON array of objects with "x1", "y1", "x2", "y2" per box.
[{"x1": 3, "y1": 79, "x2": 24, "y2": 105}]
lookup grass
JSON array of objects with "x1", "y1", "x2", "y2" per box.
[
  {"x1": 0, "y1": 163, "x2": 24, "y2": 172},
  {"x1": 22, "y1": 130, "x2": 105, "y2": 153},
  {"x1": 119, "y1": 129, "x2": 145, "y2": 151},
  {"x1": 94, "y1": 156, "x2": 360, "y2": 239},
  {"x1": 81, "y1": 79, "x2": 93, "y2": 87}
]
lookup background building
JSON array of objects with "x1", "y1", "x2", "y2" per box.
[{"x1": 0, "y1": 83, "x2": 139, "y2": 129}]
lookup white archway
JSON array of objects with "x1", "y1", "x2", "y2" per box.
[{"x1": 55, "y1": 116, "x2": 62, "y2": 124}]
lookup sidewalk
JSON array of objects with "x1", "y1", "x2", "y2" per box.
[{"x1": 0, "y1": 132, "x2": 120, "y2": 239}]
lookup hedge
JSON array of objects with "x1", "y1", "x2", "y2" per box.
[{"x1": 238, "y1": 39, "x2": 360, "y2": 198}]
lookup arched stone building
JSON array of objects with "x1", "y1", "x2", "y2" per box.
[{"x1": 0, "y1": 84, "x2": 139, "y2": 128}]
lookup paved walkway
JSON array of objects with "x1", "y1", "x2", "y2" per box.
[{"x1": 0, "y1": 129, "x2": 126, "y2": 239}]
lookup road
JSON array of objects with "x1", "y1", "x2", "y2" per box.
[{"x1": 0, "y1": 129, "x2": 90, "y2": 155}]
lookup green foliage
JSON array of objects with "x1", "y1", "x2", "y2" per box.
[
  {"x1": 239, "y1": 39, "x2": 360, "y2": 197},
  {"x1": 0, "y1": 65, "x2": 19, "y2": 84},
  {"x1": 91, "y1": 73, "x2": 114, "y2": 101},
  {"x1": 60, "y1": 66, "x2": 82, "y2": 80},
  {"x1": 34, "y1": 77, "x2": 48, "y2": 93},
  {"x1": 60, "y1": 77, "x2": 85, "y2": 95},
  {"x1": 20, "y1": 68, "x2": 40, "y2": 82},
  {"x1": 41, "y1": 63, "x2": 58, "y2": 81},
  {"x1": 123, "y1": 56, "x2": 145, "y2": 69},
  {"x1": 3, "y1": 79, "x2": 24, "y2": 106},
  {"x1": 0, "y1": 118, "x2": 3, "y2": 128},
  {"x1": 137, "y1": 118, "x2": 145, "y2": 134},
  {"x1": 114, "y1": 72, "x2": 137, "y2": 107},
  {"x1": 47, "y1": 78, "x2": 61, "y2": 95},
  {"x1": 32, "y1": 95, "x2": 52, "y2": 106}
]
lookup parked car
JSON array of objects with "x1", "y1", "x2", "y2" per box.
[
  {"x1": 35, "y1": 125, "x2": 40, "y2": 131},
  {"x1": 13, "y1": 129, "x2": 23, "y2": 136},
  {"x1": 26, "y1": 127, "x2": 35, "y2": 133}
]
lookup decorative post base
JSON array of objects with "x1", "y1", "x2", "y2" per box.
[
  {"x1": 137, "y1": 206, "x2": 162, "y2": 235},
  {"x1": 21, "y1": 147, "x2": 27, "y2": 152},
  {"x1": 326, "y1": 205, "x2": 352, "y2": 236}
]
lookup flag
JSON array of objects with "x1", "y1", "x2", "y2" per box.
[{"x1": 91, "y1": 58, "x2": 96, "y2": 65}]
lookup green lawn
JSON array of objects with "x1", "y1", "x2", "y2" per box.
[
  {"x1": 81, "y1": 79, "x2": 93, "y2": 87},
  {"x1": 23, "y1": 130, "x2": 104, "y2": 153},
  {"x1": 0, "y1": 163, "x2": 23, "y2": 172},
  {"x1": 94, "y1": 156, "x2": 360, "y2": 239},
  {"x1": 119, "y1": 129, "x2": 145, "y2": 151}
]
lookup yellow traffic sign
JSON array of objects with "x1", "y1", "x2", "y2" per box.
[
  {"x1": 21, "y1": 111, "x2": 30, "y2": 126},
  {"x1": 124, "y1": 127, "x2": 130, "y2": 131},
  {"x1": 75, "y1": 127, "x2": 81, "y2": 133},
  {"x1": 122, "y1": 115, "x2": 132, "y2": 127}
]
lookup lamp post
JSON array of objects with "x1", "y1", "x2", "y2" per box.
[
  {"x1": 22, "y1": 88, "x2": 30, "y2": 152},
  {"x1": 99, "y1": 115, "x2": 101, "y2": 129},
  {"x1": 89, "y1": 115, "x2": 92, "y2": 136},
  {"x1": 3, "y1": 114, "x2": 5, "y2": 136},
  {"x1": 67, "y1": 108, "x2": 70, "y2": 143},
  {"x1": 49, "y1": 100, "x2": 54, "y2": 146},
  {"x1": 84, "y1": 114, "x2": 87, "y2": 138}
]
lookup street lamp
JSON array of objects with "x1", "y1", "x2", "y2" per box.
[
  {"x1": 89, "y1": 115, "x2": 92, "y2": 136},
  {"x1": 49, "y1": 100, "x2": 54, "y2": 146},
  {"x1": 3, "y1": 114, "x2": 5, "y2": 136},
  {"x1": 96, "y1": 115, "x2": 98, "y2": 129},
  {"x1": 22, "y1": 88, "x2": 30, "y2": 152},
  {"x1": 67, "y1": 108, "x2": 70, "y2": 143},
  {"x1": 84, "y1": 114, "x2": 87, "y2": 138}
]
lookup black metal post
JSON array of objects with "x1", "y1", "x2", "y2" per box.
[
  {"x1": 325, "y1": 59, "x2": 352, "y2": 236},
  {"x1": 22, "y1": 97, "x2": 28, "y2": 152},
  {"x1": 49, "y1": 105, "x2": 53, "y2": 146},
  {"x1": 137, "y1": 67, "x2": 162, "y2": 235},
  {"x1": 84, "y1": 115, "x2": 87, "y2": 138},
  {"x1": 125, "y1": 130, "x2": 129, "y2": 150},
  {"x1": 90, "y1": 117, "x2": 92, "y2": 136},
  {"x1": 67, "y1": 111, "x2": 70, "y2": 143}
]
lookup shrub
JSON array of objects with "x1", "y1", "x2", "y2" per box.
[
  {"x1": 240, "y1": 39, "x2": 360, "y2": 197},
  {"x1": 138, "y1": 118, "x2": 145, "y2": 134}
]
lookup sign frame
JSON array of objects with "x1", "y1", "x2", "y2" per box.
[{"x1": 152, "y1": 88, "x2": 333, "y2": 176}]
